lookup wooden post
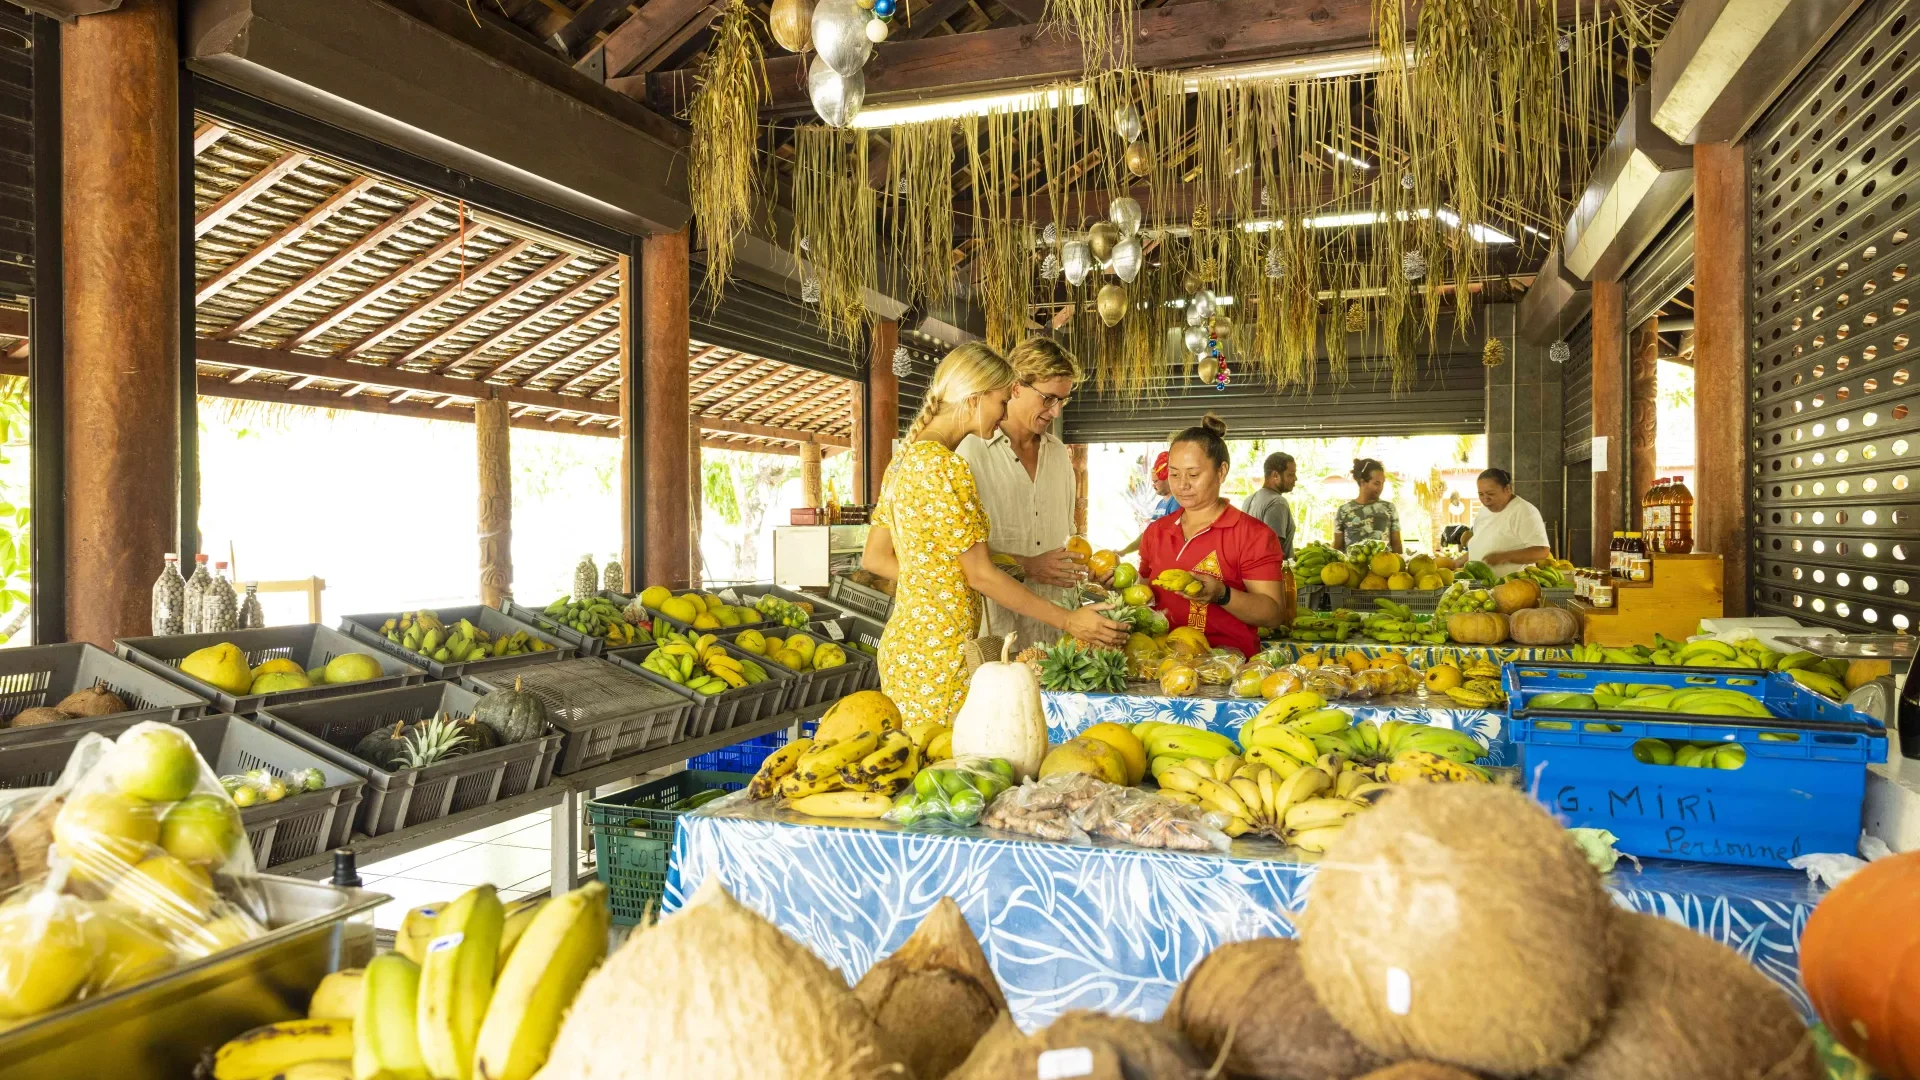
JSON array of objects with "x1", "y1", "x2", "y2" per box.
[
  {"x1": 688, "y1": 416, "x2": 702, "y2": 586},
  {"x1": 800, "y1": 439, "x2": 823, "y2": 507},
  {"x1": 641, "y1": 229, "x2": 691, "y2": 589},
  {"x1": 64, "y1": 0, "x2": 179, "y2": 646},
  {"x1": 867, "y1": 319, "x2": 900, "y2": 496},
  {"x1": 850, "y1": 379, "x2": 869, "y2": 503},
  {"x1": 1589, "y1": 277, "x2": 1626, "y2": 569},
  {"x1": 617, "y1": 252, "x2": 635, "y2": 592},
  {"x1": 1629, "y1": 315, "x2": 1660, "y2": 532},
  {"x1": 1069, "y1": 443, "x2": 1089, "y2": 536},
  {"x1": 475, "y1": 394, "x2": 512, "y2": 606},
  {"x1": 1693, "y1": 141, "x2": 1751, "y2": 614}
]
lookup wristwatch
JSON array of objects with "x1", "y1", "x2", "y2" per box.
[{"x1": 1219, "y1": 584, "x2": 1232, "y2": 606}]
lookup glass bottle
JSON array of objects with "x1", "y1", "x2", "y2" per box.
[
  {"x1": 1668, "y1": 476, "x2": 1695, "y2": 554},
  {"x1": 238, "y1": 582, "x2": 265, "y2": 629},
  {"x1": 1608, "y1": 532, "x2": 1624, "y2": 579},
  {"x1": 151, "y1": 553, "x2": 185, "y2": 635},
  {"x1": 202, "y1": 560, "x2": 238, "y2": 633},
  {"x1": 183, "y1": 555, "x2": 211, "y2": 634},
  {"x1": 573, "y1": 554, "x2": 599, "y2": 603},
  {"x1": 602, "y1": 554, "x2": 623, "y2": 593},
  {"x1": 1641, "y1": 478, "x2": 1665, "y2": 553}
]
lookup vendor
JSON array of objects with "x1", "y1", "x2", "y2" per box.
[
  {"x1": 1333, "y1": 457, "x2": 1402, "y2": 554},
  {"x1": 1133, "y1": 415, "x2": 1285, "y2": 656},
  {"x1": 1119, "y1": 452, "x2": 1178, "y2": 556},
  {"x1": 861, "y1": 343, "x2": 1128, "y2": 726},
  {"x1": 1241, "y1": 451, "x2": 1296, "y2": 559},
  {"x1": 956, "y1": 339, "x2": 1086, "y2": 649},
  {"x1": 1448, "y1": 468, "x2": 1554, "y2": 578}
]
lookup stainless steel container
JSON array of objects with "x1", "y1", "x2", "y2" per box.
[{"x1": 0, "y1": 876, "x2": 386, "y2": 1080}]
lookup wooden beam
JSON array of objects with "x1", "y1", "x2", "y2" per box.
[
  {"x1": 642, "y1": 228, "x2": 692, "y2": 588},
  {"x1": 585, "y1": 0, "x2": 715, "y2": 79},
  {"x1": 1589, "y1": 277, "x2": 1625, "y2": 567},
  {"x1": 483, "y1": 294, "x2": 623, "y2": 380},
  {"x1": 993, "y1": 0, "x2": 1043, "y2": 22},
  {"x1": 1629, "y1": 315, "x2": 1658, "y2": 531},
  {"x1": 550, "y1": 0, "x2": 634, "y2": 57},
  {"x1": 699, "y1": 416, "x2": 851, "y2": 447},
  {"x1": 442, "y1": 264, "x2": 620, "y2": 374},
  {"x1": 558, "y1": 354, "x2": 621, "y2": 393},
  {"x1": 514, "y1": 323, "x2": 623, "y2": 388},
  {"x1": 868, "y1": 319, "x2": 899, "y2": 488},
  {"x1": 196, "y1": 176, "x2": 380, "y2": 305},
  {"x1": 618, "y1": 252, "x2": 636, "y2": 592},
  {"x1": 343, "y1": 238, "x2": 538, "y2": 355},
  {"x1": 898, "y1": 0, "x2": 978, "y2": 39},
  {"x1": 195, "y1": 149, "x2": 310, "y2": 238},
  {"x1": 193, "y1": 120, "x2": 228, "y2": 156},
  {"x1": 288, "y1": 230, "x2": 469, "y2": 347},
  {"x1": 399, "y1": 252, "x2": 575, "y2": 361},
  {"x1": 205, "y1": 378, "x2": 619, "y2": 437},
  {"x1": 701, "y1": 436, "x2": 800, "y2": 456},
  {"x1": 218, "y1": 197, "x2": 438, "y2": 339}
]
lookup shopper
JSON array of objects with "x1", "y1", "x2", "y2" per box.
[
  {"x1": 1120, "y1": 451, "x2": 1179, "y2": 556},
  {"x1": 1448, "y1": 468, "x2": 1554, "y2": 578},
  {"x1": 1334, "y1": 457, "x2": 1402, "y2": 554},
  {"x1": 861, "y1": 343, "x2": 1127, "y2": 726},
  {"x1": 1241, "y1": 451, "x2": 1297, "y2": 558},
  {"x1": 1133, "y1": 415, "x2": 1286, "y2": 656},
  {"x1": 957, "y1": 339, "x2": 1087, "y2": 649}
]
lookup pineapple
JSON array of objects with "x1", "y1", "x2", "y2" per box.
[
  {"x1": 400, "y1": 713, "x2": 474, "y2": 768},
  {"x1": 1035, "y1": 638, "x2": 1130, "y2": 693}
]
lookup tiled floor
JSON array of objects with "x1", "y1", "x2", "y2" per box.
[{"x1": 360, "y1": 809, "x2": 559, "y2": 930}]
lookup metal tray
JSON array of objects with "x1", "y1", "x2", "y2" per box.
[{"x1": 0, "y1": 876, "x2": 384, "y2": 1080}]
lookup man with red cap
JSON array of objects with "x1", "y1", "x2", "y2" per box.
[{"x1": 1122, "y1": 451, "x2": 1182, "y2": 555}]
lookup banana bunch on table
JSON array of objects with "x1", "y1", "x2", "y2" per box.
[
  {"x1": 639, "y1": 631, "x2": 769, "y2": 694},
  {"x1": 746, "y1": 729, "x2": 923, "y2": 818}
]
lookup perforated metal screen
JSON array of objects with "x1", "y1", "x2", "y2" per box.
[{"x1": 1748, "y1": 0, "x2": 1920, "y2": 633}]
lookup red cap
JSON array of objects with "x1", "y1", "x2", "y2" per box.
[{"x1": 1152, "y1": 452, "x2": 1170, "y2": 481}]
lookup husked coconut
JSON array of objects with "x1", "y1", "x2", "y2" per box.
[
  {"x1": 946, "y1": 1010, "x2": 1210, "y2": 1080},
  {"x1": 9, "y1": 707, "x2": 71, "y2": 729},
  {"x1": 4, "y1": 795, "x2": 57, "y2": 883},
  {"x1": 1296, "y1": 784, "x2": 1617, "y2": 1077},
  {"x1": 1162, "y1": 936, "x2": 1387, "y2": 1080},
  {"x1": 1555, "y1": 912, "x2": 1819, "y2": 1080},
  {"x1": 53, "y1": 684, "x2": 128, "y2": 718},
  {"x1": 1354, "y1": 1065, "x2": 1482, "y2": 1080},
  {"x1": 532, "y1": 878, "x2": 904, "y2": 1080},
  {"x1": 853, "y1": 897, "x2": 1007, "y2": 1080}
]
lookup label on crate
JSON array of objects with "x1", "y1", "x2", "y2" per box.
[
  {"x1": 720, "y1": 588, "x2": 741, "y2": 605},
  {"x1": 821, "y1": 621, "x2": 845, "y2": 640},
  {"x1": 1551, "y1": 780, "x2": 1805, "y2": 864}
]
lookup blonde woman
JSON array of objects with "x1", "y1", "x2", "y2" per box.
[{"x1": 862, "y1": 343, "x2": 1128, "y2": 726}]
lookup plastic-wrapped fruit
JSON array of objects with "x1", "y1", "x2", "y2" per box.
[
  {"x1": 0, "y1": 897, "x2": 90, "y2": 1019},
  {"x1": 54, "y1": 790, "x2": 162, "y2": 883},
  {"x1": 159, "y1": 793, "x2": 244, "y2": 868},
  {"x1": 1260, "y1": 668, "x2": 1303, "y2": 699},
  {"x1": 1230, "y1": 665, "x2": 1268, "y2": 697},
  {"x1": 110, "y1": 725, "x2": 201, "y2": 803},
  {"x1": 1159, "y1": 664, "x2": 1198, "y2": 696},
  {"x1": 1301, "y1": 667, "x2": 1356, "y2": 699},
  {"x1": 1195, "y1": 656, "x2": 1238, "y2": 686}
]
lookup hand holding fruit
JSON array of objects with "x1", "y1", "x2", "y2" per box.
[
  {"x1": 1023, "y1": 547, "x2": 1087, "y2": 588},
  {"x1": 1063, "y1": 602, "x2": 1130, "y2": 649}
]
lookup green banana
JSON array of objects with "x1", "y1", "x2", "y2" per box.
[{"x1": 418, "y1": 884, "x2": 506, "y2": 1080}]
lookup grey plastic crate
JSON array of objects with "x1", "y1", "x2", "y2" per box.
[
  {"x1": 802, "y1": 613, "x2": 884, "y2": 691},
  {"x1": 607, "y1": 638, "x2": 792, "y2": 738},
  {"x1": 634, "y1": 588, "x2": 776, "y2": 635},
  {"x1": 737, "y1": 584, "x2": 864, "y2": 625},
  {"x1": 0, "y1": 642, "x2": 210, "y2": 748},
  {"x1": 828, "y1": 574, "x2": 894, "y2": 621},
  {"x1": 254, "y1": 682, "x2": 561, "y2": 836},
  {"x1": 464, "y1": 658, "x2": 691, "y2": 774},
  {"x1": 115, "y1": 625, "x2": 425, "y2": 714},
  {"x1": 499, "y1": 599, "x2": 651, "y2": 659},
  {"x1": 0, "y1": 713, "x2": 365, "y2": 869},
  {"x1": 747, "y1": 634, "x2": 875, "y2": 709},
  {"x1": 340, "y1": 607, "x2": 578, "y2": 680}
]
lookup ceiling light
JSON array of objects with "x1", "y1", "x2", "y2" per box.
[
  {"x1": 850, "y1": 85, "x2": 1087, "y2": 128},
  {"x1": 1324, "y1": 146, "x2": 1374, "y2": 170}
]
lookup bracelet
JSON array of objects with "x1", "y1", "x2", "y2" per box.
[{"x1": 1219, "y1": 584, "x2": 1232, "y2": 606}]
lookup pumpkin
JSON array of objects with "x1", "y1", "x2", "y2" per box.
[
  {"x1": 1802, "y1": 849, "x2": 1920, "y2": 1078},
  {"x1": 474, "y1": 677, "x2": 546, "y2": 744},
  {"x1": 1491, "y1": 578, "x2": 1542, "y2": 614},
  {"x1": 1508, "y1": 605, "x2": 1581, "y2": 646},
  {"x1": 949, "y1": 636, "x2": 1048, "y2": 780},
  {"x1": 351, "y1": 721, "x2": 412, "y2": 769},
  {"x1": 1446, "y1": 612, "x2": 1510, "y2": 646}
]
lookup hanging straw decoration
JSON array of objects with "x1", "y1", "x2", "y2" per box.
[
  {"x1": 792, "y1": 126, "x2": 876, "y2": 341},
  {"x1": 1482, "y1": 336, "x2": 1508, "y2": 367},
  {"x1": 884, "y1": 120, "x2": 956, "y2": 307},
  {"x1": 1042, "y1": 0, "x2": 1132, "y2": 77},
  {"x1": 1345, "y1": 300, "x2": 1366, "y2": 334},
  {"x1": 687, "y1": 0, "x2": 766, "y2": 299}
]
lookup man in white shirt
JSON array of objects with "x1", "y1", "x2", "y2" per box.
[
  {"x1": 1453, "y1": 467, "x2": 1554, "y2": 578},
  {"x1": 957, "y1": 339, "x2": 1084, "y2": 649}
]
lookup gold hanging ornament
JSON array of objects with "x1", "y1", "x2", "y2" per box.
[
  {"x1": 1190, "y1": 197, "x2": 1211, "y2": 232},
  {"x1": 1096, "y1": 283, "x2": 1129, "y2": 326},
  {"x1": 1482, "y1": 337, "x2": 1507, "y2": 367},
  {"x1": 1197, "y1": 256, "x2": 1218, "y2": 281},
  {"x1": 1124, "y1": 140, "x2": 1151, "y2": 177},
  {"x1": 1088, "y1": 221, "x2": 1121, "y2": 264},
  {"x1": 1345, "y1": 300, "x2": 1365, "y2": 334}
]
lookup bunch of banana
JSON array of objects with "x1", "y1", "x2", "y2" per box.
[
  {"x1": 639, "y1": 632, "x2": 769, "y2": 695},
  {"x1": 211, "y1": 1019, "x2": 355, "y2": 1080},
  {"x1": 1500, "y1": 563, "x2": 1569, "y2": 589},
  {"x1": 381, "y1": 611, "x2": 553, "y2": 663},
  {"x1": 1616, "y1": 686, "x2": 1775, "y2": 718},
  {"x1": 1156, "y1": 751, "x2": 1385, "y2": 846},
  {"x1": 1133, "y1": 722, "x2": 1241, "y2": 779},
  {"x1": 751, "y1": 729, "x2": 923, "y2": 812},
  {"x1": 1288, "y1": 611, "x2": 1360, "y2": 643},
  {"x1": 539, "y1": 595, "x2": 644, "y2": 647},
  {"x1": 1290, "y1": 542, "x2": 1341, "y2": 584},
  {"x1": 1442, "y1": 677, "x2": 1507, "y2": 708},
  {"x1": 1432, "y1": 581, "x2": 1496, "y2": 617},
  {"x1": 1152, "y1": 568, "x2": 1209, "y2": 597}
]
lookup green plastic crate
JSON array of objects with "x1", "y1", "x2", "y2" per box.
[{"x1": 586, "y1": 770, "x2": 751, "y2": 924}]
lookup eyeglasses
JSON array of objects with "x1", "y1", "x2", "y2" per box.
[{"x1": 1021, "y1": 383, "x2": 1071, "y2": 411}]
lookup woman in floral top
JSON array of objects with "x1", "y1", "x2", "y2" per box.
[
  {"x1": 1333, "y1": 457, "x2": 1403, "y2": 554},
  {"x1": 861, "y1": 344, "x2": 1128, "y2": 726}
]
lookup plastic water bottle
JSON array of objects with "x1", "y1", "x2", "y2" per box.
[
  {"x1": 183, "y1": 555, "x2": 211, "y2": 634},
  {"x1": 151, "y1": 554, "x2": 185, "y2": 634}
]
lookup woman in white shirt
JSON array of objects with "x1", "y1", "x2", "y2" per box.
[{"x1": 1451, "y1": 468, "x2": 1554, "y2": 578}]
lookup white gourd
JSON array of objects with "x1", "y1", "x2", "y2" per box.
[{"x1": 949, "y1": 637, "x2": 1049, "y2": 781}]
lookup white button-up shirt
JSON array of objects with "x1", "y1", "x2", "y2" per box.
[{"x1": 956, "y1": 428, "x2": 1077, "y2": 650}]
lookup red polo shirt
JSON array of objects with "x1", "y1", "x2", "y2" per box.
[{"x1": 1140, "y1": 503, "x2": 1283, "y2": 656}]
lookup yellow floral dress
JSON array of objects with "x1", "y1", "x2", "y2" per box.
[{"x1": 873, "y1": 439, "x2": 992, "y2": 727}]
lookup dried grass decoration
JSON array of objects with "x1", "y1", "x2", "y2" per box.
[
  {"x1": 1345, "y1": 300, "x2": 1366, "y2": 334},
  {"x1": 688, "y1": 0, "x2": 767, "y2": 296},
  {"x1": 1482, "y1": 337, "x2": 1507, "y2": 367}
]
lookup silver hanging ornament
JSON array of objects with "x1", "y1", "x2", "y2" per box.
[
  {"x1": 1041, "y1": 221, "x2": 1058, "y2": 246},
  {"x1": 1061, "y1": 240, "x2": 1093, "y2": 287},
  {"x1": 1185, "y1": 302, "x2": 1204, "y2": 327},
  {"x1": 1549, "y1": 340, "x2": 1572, "y2": 364},
  {"x1": 892, "y1": 344, "x2": 913, "y2": 378},
  {"x1": 1400, "y1": 171, "x2": 1417, "y2": 191},
  {"x1": 1039, "y1": 252, "x2": 1061, "y2": 282},
  {"x1": 1264, "y1": 245, "x2": 1285, "y2": 280},
  {"x1": 1401, "y1": 250, "x2": 1428, "y2": 282},
  {"x1": 1109, "y1": 237, "x2": 1143, "y2": 283},
  {"x1": 1191, "y1": 290, "x2": 1217, "y2": 320},
  {"x1": 807, "y1": 56, "x2": 865, "y2": 127},
  {"x1": 1557, "y1": 31, "x2": 1572, "y2": 53},
  {"x1": 1112, "y1": 104, "x2": 1143, "y2": 144},
  {"x1": 1108, "y1": 196, "x2": 1142, "y2": 240},
  {"x1": 1182, "y1": 326, "x2": 1208, "y2": 355},
  {"x1": 811, "y1": 0, "x2": 873, "y2": 75},
  {"x1": 801, "y1": 278, "x2": 821, "y2": 304}
]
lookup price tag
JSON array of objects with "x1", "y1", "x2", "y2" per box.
[
  {"x1": 1037, "y1": 1048, "x2": 1095, "y2": 1079},
  {"x1": 822, "y1": 621, "x2": 845, "y2": 640},
  {"x1": 860, "y1": 633, "x2": 882, "y2": 649},
  {"x1": 720, "y1": 588, "x2": 741, "y2": 604}
]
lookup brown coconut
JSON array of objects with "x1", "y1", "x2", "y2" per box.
[
  {"x1": 54, "y1": 684, "x2": 127, "y2": 718},
  {"x1": 1354, "y1": 1065, "x2": 1482, "y2": 1080},
  {"x1": 1162, "y1": 936, "x2": 1388, "y2": 1080},
  {"x1": 9, "y1": 707, "x2": 70, "y2": 729},
  {"x1": 1553, "y1": 911, "x2": 1818, "y2": 1080},
  {"x1": 853, "y1": 897, "x2": 1007, "y2": 1080},
  {"x1": 531, "y1": 878, "x2": 905, "y2": 1080},
  {"x1": 1295, "y1": 783, "x2": 1617, "y2": 1078},
  {"x1": 946, "y1": 1010, "x2": 1211, "y2": 1080},
  {"x1": 4, "y1": 794, "x2": 57, "y2": 883}
]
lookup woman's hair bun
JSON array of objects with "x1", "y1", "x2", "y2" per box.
[{"x1": 1200, "y1": 412, "x2": 1228, "y2": 436}]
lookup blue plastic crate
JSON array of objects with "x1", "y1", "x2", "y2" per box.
[
  {"x1": 686, "y1": 720, "x2": 819, "y2": 773},
  {"x1": 1504, "y1": 663, "x2": 1886, "y2": 868}
]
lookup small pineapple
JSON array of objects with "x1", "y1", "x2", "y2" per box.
[
  {"x1": 1036, "y1": 638, "x2": 1129, "y2": 693},
  {"x1": 401, "y1": 713, "x2": 474, "y2": 768}
]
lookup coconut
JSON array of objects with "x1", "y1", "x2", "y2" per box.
[
  {"x1": 9, "y1": 707, "x2": 71, "y2": 729},
  {"x1": 54, "y1": 684, "x2": 128, "y2": 718},
  {"x1": 4, "y1": 795, "x2": 57, "y2": 883},
  {"x1": 532, "y1": 878, "x2": 903, "y2": 1080},
  {"x1": 853, "y1": 897, "x2": 1007, "y2": 1080},
  {"x1": 1555, "y1": 911, "x2": 1818, "y2": 1080},
  {"x1": 946, "y1": 1010, "x2": 1210, "y2": 1080},
  {"x1": 1162, "y1": 936, "x2": 1387, "y2": 1079},
  {"x1": 1354, "y1": 1065, "x2": 1482, "y2": 1080},
  {"x1": 1295, "y1": 783, "x2": 1617, "y2": 1077}
]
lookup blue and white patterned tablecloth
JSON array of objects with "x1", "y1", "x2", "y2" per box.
[
  {"x1": 1043, "y1": 690, "x2": 1515, "y2": 766},
  {"x1": 663, "y1": 813, "x2": 1823, "y2": 1030},
  {"x1": 1255, "y1": 642, "x2": 1579, "y2": 667}
]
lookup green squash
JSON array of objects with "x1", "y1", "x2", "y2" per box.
[
  {"x1": 351, "y1": 721, "x2": 412, "y2": 770},
  {"x1": 474, "y1": 677, "x2": 546, "y2": 744}
]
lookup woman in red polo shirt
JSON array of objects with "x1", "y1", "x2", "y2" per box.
[{"x1": 1135, "y1": 415, "x2": 1286, "y2": 655}]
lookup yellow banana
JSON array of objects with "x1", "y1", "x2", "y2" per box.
[
  {"x1": 1348, "y1": 781, "x2": 1395, "y2": 805},
  {"x1": 793, "y1": 731, "x2": 878, "y2": 781},
  {"x1": 777, "y1": 772, "x2": 842, "y2": 798},
  {"x1": 789, "y1": 791, "x2": 894, "y2": 818},
  {"x1": 1334, "y1": 767, "x2": 1365, "y2": 799},
  {"x1": 1256, "y1": 766, "x2": 1278, "y2": 822},
  {"x1": 1271, "y1": 764, "x2": 1332, "y2": 819},
  {"x1": 855, "y1": 739, "x2": 912, "y2": 778},
  {"x1": 1228, "y1": 776, "x2": 1264, "y2": 821},
  {"x1": 1284, "y1": 796, "x2": 1361, "y2": 832},
  {"x1": 1243, "y1": 746, "x2": 1305, "y2": 779},
  {"x1": 353, "y1": 953, "x2": 428, "y2": 1080},
  {"x1": 395, "y1": 903, "x2": 447, "y2": 964},
  {"x1": 748, "y1": 738, "x2": 812, "y2": 798},
  {"x1": 1156, "y1": 763, "x2": 1210, "y2": 795},
  {"x1": 1160, "y1": 789, "x2": 1203, "y2": 806},
  {"x1": 272, "y1": 1062, "x2": 354, "y2": 1080},
  {"x1": 1241, "y1": 724, "x2": 1318, "y2": 765},
  {"x1": 417, "y1": 885, "x2": 505, "y2": 1080},
  {"x1": 1289, "y1": 825, "x2": 1349, "y2": 853},
  {"x1": 309, "y1": 968, "x2": 364, "y2": 1022},
  {"x1": 1192, "y1": 775, "x2": 1251, "y2": 819},
  {"x1": 1220, "y1": 814, "x2": 1254, "y2": 837},
  {"x1": 497, "y1": 897, "x2": 546, "y2": 967},
  {"x1": 1212, "y1": 754, "x2": 1245, "y2": 783},
  {"x1": 214, "y1": 1019, "x2": 355, "y2": 1080},
  {"x1": 473, "y1": 882, "x2": 611, "y2": 1080}
]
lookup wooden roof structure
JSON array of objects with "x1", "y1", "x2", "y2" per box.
[{"x1": 177, "y1": 119, "x2": 853, "y2": 454}]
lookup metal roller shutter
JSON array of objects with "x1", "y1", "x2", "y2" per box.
[
  {"x1": 690, "y1": 275, "x2": 864, "y2": 382},
  {"x1": 0, "y1": 6, "x2": 33, "y2": 302},
  {"x1": 1626, "y1": 207, "x2": 1695, "y2": 328},
  {"x1": 1562, "y1": 322, "x2": 1595, "y2": 463},
  {"x1": 1747, "y1": 0, "x2": 1920, "y2": 634}
]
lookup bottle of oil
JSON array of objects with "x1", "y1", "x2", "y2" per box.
[
  {"x1": 1608, "y1": 532, "x2": 1624, "y2": 578},
  {"x1": 1642, "y1": 478, "x2": 1667, "y2": 553},
  {"x1": 1667, "y1": 475, "x2": 1695, "y2": 554}
]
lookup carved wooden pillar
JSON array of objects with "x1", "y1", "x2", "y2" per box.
[
  {"x1": 1629, "y1": 315, "x2": 1660, "y2": 532},
  {"x1": 1069, "y1": 443, "x2": 1089, "y2": 537},
  {"x1": 800, "y1": 439, "x2": 823, "y2": 507},
  {"x1": 641, "y1": 229, "x2": 691, "y2": 589},
  {"x1": 475, "y1": 395, "x2": 512, "y2": 606},
  {"x1": 867, "y1": 320, "x2": 899, "y2": 496},
  {"x1": 1589, "y1": 277, "x2": 1626, "y2": 568}
]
